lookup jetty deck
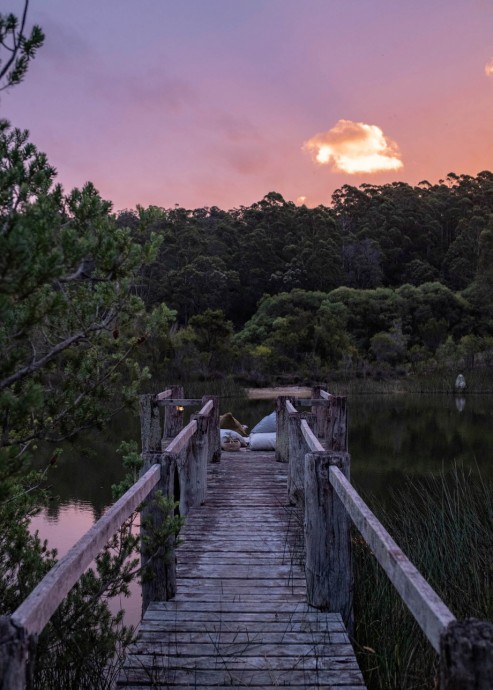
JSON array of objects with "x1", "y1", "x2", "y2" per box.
[
  {"x1": 116, "y1": 450, "x2": 366, "y2": 688},
  {"x1": 7, "y1": 389, "x2": 484, "y2": 690}
]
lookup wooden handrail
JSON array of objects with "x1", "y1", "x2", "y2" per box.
[
  {"x1": 156, "y1": 398, "x2": 203, "y2": 407},
  {"x1": 286, "y1": 399, "x2": 297, "y2": 414},
  {"x1": 165, "y1": 420, "x2": 198, "y2": 455},
  {"x1": 12, "y1": 464, "x2": 161, "y2": 636},
  {"x1": 329, "y1": 465, "x2": 456, "y2": 652},
  {"x1": 156, "y1": 388, "x2": 172, "y2": 400},
  {"x1": 300, "y1": 419, "x2": 324, "y2": 452},
  {"x1": 198, "y1": 399, "x2": 214, "y2": 416}
]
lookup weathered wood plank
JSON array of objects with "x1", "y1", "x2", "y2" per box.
[
  {"x1": 117, "y1": 452, "x2": 365, "y2": 688},
  {"x1": 120, "y1": 686, "x2": 365, "y2": 690},
  {"x1": 141, "y1": 620, "x2": 347, "y2": 634},
  {"x1": 300, "y1": 418, "x2": 324, "y2": 452},
  {"x1": 123, "y1": 652, "x2": 359, "y2": 669},
  {"x1": 132, "y1": 630, "x2": 352, "y2": 645},
  {"x1": 118, "y1": 669, "x2": 364, "y2": 687},
  {"x1": 157, "y1": 397, "x2": 202, "y2": 406},
  {"x1": 144, "y1": 602, "x2": 346, "y2": 621},
  {"x1": 329, "y1": 464, "x2": 456, "y2": 652}
]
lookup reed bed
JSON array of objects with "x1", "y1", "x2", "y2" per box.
[{"x1": 353, "y1": 464, "x2": 493, "y2": 689}]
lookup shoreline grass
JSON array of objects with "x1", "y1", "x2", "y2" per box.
[{"x1": 353, "y1": 465, "x2": 493, "y2": 690}]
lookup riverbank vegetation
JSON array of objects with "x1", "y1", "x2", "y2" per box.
[
  {"x1": 353, "y1": 465, "x2": 493, "y2": 690},
  {"x1": 125, "y1": 176, "x2": 493, "y2": 390}
]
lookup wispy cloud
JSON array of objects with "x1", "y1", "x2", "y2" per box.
[
  {"x1": 485, "y1": 58, "x2": 493, "y2": 77},
  {"x1": 303, "y1": 119, "x2": 403, "y2": 174}
]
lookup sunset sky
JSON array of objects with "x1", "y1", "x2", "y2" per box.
[{"x1": 2, "y1": 0, "x2": 493, "y2": 211}]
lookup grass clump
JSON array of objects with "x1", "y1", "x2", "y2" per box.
[{"x1": 353, "y1": 465, "x2": 493, "y2": 690}]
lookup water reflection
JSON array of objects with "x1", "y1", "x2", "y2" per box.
[
  {"x1": 455, "y1": 396, "x2": 466, "y2": 412},
  {"x1": 349, "y1": 394, "x2": 493, "y2": 506},
  {"x1": 30, "y1": 503, "x2": 142, "y2": 627},
  {"x1": 33, "y1": 393, "x2": 493, "y2": 519},
  {"x1": 33, "y1": 410, "x2": 141, "y2": 518}
]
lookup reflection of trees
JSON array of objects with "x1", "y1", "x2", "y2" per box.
[
  {"x1": 350, "y1": 395, "x2": 493, "y2": 485},
  {"x1": 35, "y1": 410, "x2": 140, "y2": 516}
]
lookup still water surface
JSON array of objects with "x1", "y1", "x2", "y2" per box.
[{"x1": 30, "y1": 394, "x2": 493, "y2": 627}]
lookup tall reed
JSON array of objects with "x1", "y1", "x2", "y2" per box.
[{"x1": 353, "y1": 465, "x2": 493, "y2": 689}]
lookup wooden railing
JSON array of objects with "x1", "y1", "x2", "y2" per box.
[
  {"x1": 0, "y1": 388, "x2": 220, "y2": 690},
  {"x1": 138, "y1": 389, "x2": 220, "y2": 611},
  {"x1": 277, "y1": 390, "x2": 493, "y2": 690}
]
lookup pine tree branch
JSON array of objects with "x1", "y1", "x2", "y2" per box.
[
  {"x1": 0, "y1": 309, "x2": 117, "y2": 391},
  {"x1": 0, "y1": 0, "x2": 29, "y2": 83}
]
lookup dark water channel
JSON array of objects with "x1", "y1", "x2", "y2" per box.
[{"x1": 30, "y1": 393, "x2": 493, "y2": 626}]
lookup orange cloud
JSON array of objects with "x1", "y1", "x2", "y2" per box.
[
  {"x1": 485, "y1": 59, "x2": 493, "y2": 77},
  {"x1": 303, "y1": 119, "x2": 403, "y2": 174}
]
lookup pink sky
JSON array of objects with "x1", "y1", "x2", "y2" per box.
[{"x1": 2, "y1": 0, "x2": 493, "y2": 211}]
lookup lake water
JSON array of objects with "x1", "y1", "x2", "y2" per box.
[{"x1": 30, "y1": 393, "x2": 493, "y2": 628}]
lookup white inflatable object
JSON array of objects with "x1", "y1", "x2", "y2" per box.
[{"x1": 249, "y1": 432, "x2": 276, "y2": 450}]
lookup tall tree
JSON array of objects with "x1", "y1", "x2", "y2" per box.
[
  {"x1": 0, "y1": 121, "x2": 165, "y2": 688},
  {"x1": 0, "y1": 122, "x2": 160, "y2": 482}
]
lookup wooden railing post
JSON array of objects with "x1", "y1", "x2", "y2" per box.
[
  {"x1": 140, "y1": 394, "x2": 162, "y2": 453},
  {"x1": 187, "y1": 412, "x2": 209, "y2": 509},
  {"x1": 304, "y1": 450, "x2": 353, "y2": 632},
  {"x1": 287, "y1": 409, "x2": 316, "y2": 506},
  {"x1": 275, "y1": 396, "x2": 290, "y2": 464},
  {"x1": 196, "y1": 412, "x2": 209, "y2": 504},
  {"x1": 311, "y1": 386, "x2": 329, "y2": 439},
  {"x1": 202, "y1": 395, "x2": 220, "y2": 463},
  {"x1": 0, "y1": 617, "x2": 31, "y2": 690},
  {"x1": 439, "y1": 618, "x2": 493, "y2": 689},
  {"x1": 140, "y1": 452, "x2": 177, "y2": 614},
  {"x1": 325, "y1": 395, "x2": 348, "y2": 451},
  {"x1": 163, "y1": 385, "x2": 184, "y2": 441}
]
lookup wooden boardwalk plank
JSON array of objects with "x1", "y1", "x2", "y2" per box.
[{"x1": 117, "y1": 450, "x2": 366, "y2": 688}]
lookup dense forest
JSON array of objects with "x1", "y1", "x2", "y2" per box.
[{"x1": 119, "y1": 174, "x2": 493, "y2": 384}]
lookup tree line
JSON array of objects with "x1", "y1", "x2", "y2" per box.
[{"x1": 121, "y1": 178, "x2": 493, "y2": 383}]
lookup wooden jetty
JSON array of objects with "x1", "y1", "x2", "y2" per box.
[
  {"x1": 2, "y1": 386, "x2": 493, "y2": 690},
  {"x1": 117, "y1": 450, "x2": 365, "y2": 688}
]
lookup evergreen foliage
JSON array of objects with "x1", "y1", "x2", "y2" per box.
[
  {"x1": 0, "y1": 119, "x2": 166, "y2": 686},
  {"x1": 127, "y1": 176, "x2": 493, "y2": 384},
  {"x1": 0, "y1": 1, "x2": 44, "y2": 91}
]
